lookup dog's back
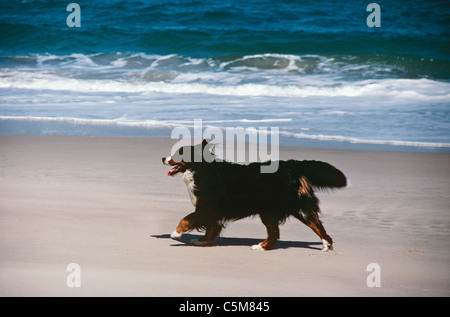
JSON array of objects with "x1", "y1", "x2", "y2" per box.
[{"x1": 186, "y1": 159, "x2": 345, "y2": 224}]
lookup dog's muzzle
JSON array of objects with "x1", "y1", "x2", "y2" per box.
[{"x1": 162, "y1": 156, "x2": 186, "y2": 176}]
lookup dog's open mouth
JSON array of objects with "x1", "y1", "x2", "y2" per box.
[{"x1": 167, "y1": 163, "x2": 186, "y2": 176}]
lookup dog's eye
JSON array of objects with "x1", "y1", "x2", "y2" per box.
[{"x1": 178, "y1": 148, "x2": 183, "y2": 155}]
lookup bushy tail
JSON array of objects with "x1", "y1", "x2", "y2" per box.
[{"x1": 287, "y1": 160, "x2": 347, "y2": 189}]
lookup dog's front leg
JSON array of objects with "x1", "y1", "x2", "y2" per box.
[
  {"x1": 190, "y1": 223, "x2": 222, "y2": 246},
  {"x1": 251, "y1": 224, "x2": 280, "y2": 251},
  {"x1": 171, "y1": 212, "x2": 196, "y2": 239}
]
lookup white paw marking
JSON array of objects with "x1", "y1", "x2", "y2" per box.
[
  {"x1": 322, "y1": 239, "x2": 332, "y2": 252},
  {"x1": 251, "y1": 243, "x2": 265, "y2": 251},
  {"x1": 170, "y1": 230, "x2": 182, "y2": 239}
]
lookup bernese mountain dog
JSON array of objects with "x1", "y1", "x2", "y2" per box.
[{"x1": 162, "y1": 139, "x2": 346, "y2": 251}]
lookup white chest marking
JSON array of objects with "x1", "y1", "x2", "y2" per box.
[{"x1": 182, "y1": 170, "x2": 197, "y2": 206}]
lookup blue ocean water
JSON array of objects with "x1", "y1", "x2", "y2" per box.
[{"x1": 0, "y1": 0, "x2": 449, "y2": 151}]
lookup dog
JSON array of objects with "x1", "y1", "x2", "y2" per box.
[{"x1": 162, "y1": 139, "x2": 346, "y2": 251}]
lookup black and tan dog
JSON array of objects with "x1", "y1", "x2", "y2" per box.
[{"x1": 162, "y1": 140, "x2": 346, "y2": 251}]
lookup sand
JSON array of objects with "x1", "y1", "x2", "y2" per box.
[{"x1": 0, "y1": 135, "x2": 449, "y2": 297}]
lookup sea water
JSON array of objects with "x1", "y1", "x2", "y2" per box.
[{"x1": 0, "y1": 0, "x2": 449, "y2": 152}]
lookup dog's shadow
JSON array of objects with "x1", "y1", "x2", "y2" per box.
[{"x1": 151, "y1": 233, "x2": 323, "y2": 250}]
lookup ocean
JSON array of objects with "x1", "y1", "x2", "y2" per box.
[{"x1": 0, "y1": 0, "x2": 449, "y2": 152}]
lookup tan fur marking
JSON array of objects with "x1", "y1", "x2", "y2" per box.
[
  {"x1": 298, "y1": 176, "x2": 312, "y2": 197},
  {"x1": 259, "y1": 225, "x2": 280, "y2": 250},
  {"x1": 175, "y1": 213, "x2": 195, "y2": 234}
]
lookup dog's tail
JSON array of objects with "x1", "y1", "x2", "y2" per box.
[{"x1": 287, "y1": 160, "x2": 347, "y2": 190}]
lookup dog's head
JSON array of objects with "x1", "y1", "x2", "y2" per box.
[{"x1": 162, "y1": 139, "x2": 214, "y2": 176}]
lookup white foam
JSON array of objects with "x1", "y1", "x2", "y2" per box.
[
  {"x1": 1, "y1": 52, "x2": 449, "y2": 150},
  {"x1": 2, "y1": 52, "x2": 449, "y2": 102},
  {"x1": 1, "y1": 115, "x2": 449, "y2": 149},
  {"x1": 279, "y1": 130, "x2": 450, "y2": 148},
  {"x1": 202, "y1": 119, "x2": 292, "y2": 123},
  {"x1": 1, "y1": 71, "x2": 449, "y2": 101},
  {"x1": 0, "y1": 115, "x2": 179, "y2": 128}
]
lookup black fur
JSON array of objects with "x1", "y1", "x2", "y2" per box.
[
  {"x1": 163, "y1": 140, "x2": 347, "y2": 230},
  {"x1": 182, "y1": 158, "x2": 346, "y2": 231},
  {"x1": 163, "y1": 140, "x2": 347, "y2": 250}
]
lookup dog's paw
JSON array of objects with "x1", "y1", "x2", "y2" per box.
[
  {"x1": 250, "y1": 243, "x2": 265, "y2": 251},
  {"x1": 190, "y1": 239, "x2": 212, "y2": 246},
  {"x1": 321, "y1": 239, "x2": 333, "y2": 252},
  {"x1": 170, "y1": 230, "x2": 182, "y2": 239}
]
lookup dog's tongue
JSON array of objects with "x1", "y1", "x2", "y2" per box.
[{"x1": 167, "y1": 166, "x2": 177, "y2": 176}]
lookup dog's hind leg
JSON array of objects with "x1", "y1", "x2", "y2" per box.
[
  {"x1": 294, "y1": 213, "x2": 333, "y2": 251},
  {"x1": 190, "y1": 223, "x2": 222, "y2": 246},
  {"x1": 251, "y1": 215, "x2": 280, "y2": 251},
  {"x1": 171, "y1": 212, "x2": 196, "y2": 239}
]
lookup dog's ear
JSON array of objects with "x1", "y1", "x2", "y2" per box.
[{"x1": 201, "y1": 139, "x2": 208, "y2": 148}]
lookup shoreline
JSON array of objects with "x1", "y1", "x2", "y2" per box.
[
  {"x1": 0, "y1": 135, "x2": 449, "y2": 296},
  {"x1": 1, "y1": 117, "x2": 449, "y2": 154}
]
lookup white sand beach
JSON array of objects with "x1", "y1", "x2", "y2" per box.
[{"x1": 0, "y1": 135, "x2": 449, "y2": 296}]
